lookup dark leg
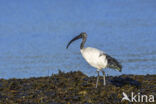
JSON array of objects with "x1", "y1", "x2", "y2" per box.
[
  {"x1": 96, "y1": 71, "x2": 100, "y2": 88},
  {"x1": 102, "y1": 71, "x2": 106, "y2": 86}
]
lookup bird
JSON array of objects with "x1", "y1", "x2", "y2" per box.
[{"x1": 66, "y1": 32, "x2": 122, "y2": 88}]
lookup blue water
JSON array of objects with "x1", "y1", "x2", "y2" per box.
[{"x1": 0, "y1": 0, "x2": 156, "y2": 79}]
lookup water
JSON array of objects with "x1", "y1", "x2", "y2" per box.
[{"x1": 0, "y1": 0, "x2": 156, "y2": 79}]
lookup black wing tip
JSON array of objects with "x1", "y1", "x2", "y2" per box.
[
  {"x1": 106, "y1": 54, "x2": 122, "y2": 72},
  {"x1": 119, "y1": 66, "x2": 122, "y2": 72},
  {"x1": 119, "y1": 63, "x2": 122, "y2": 71},
  {"x1": 116, "y1": 63, "x2": 122, "y2": 72}
]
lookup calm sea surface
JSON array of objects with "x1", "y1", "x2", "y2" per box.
[{"x1": 0, "y1": 0, "x2": 156, "y2": 79}]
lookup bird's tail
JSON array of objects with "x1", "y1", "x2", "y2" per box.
[{"x1": 106, "y1": 54, "x2": 122, "y2": 72}]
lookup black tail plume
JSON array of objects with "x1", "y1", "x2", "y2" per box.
[{"x1": 106, "y1": 54, "x2": 122, "y2": 72}]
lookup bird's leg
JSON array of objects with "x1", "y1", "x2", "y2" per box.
[
  {"x1": 102, "y1": 70, "x2": 106, "y2": 86},
  {"x1": 96, "y1": 71, "x2": 99, "y2": 88}
]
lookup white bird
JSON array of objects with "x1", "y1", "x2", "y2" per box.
[{"x1": 66, "y1": 32, "x2": 122, "y2": 88}]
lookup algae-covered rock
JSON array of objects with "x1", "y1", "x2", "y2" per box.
[{"x1": 0, "y1": 71, "x2": 155, "y2": 104}]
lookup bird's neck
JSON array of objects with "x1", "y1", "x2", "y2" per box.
[{"x1": 80, "y1": 38, "x2": 86, "y2": 49}]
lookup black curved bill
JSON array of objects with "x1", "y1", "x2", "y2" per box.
[{"x1": 66, "y1": 34, "x2": 82, "y2": 49}]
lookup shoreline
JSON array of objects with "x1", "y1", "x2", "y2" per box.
[{"x1": 0, "y1": 71, "x2": 155, "y2": 103}]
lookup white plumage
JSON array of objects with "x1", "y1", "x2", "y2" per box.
[
  {"x1": 66, "y1": 32, "x2": 122, "y2": 88},
  {"x1": 80, "y1": 47, "x2": 107, "y2": 70}
]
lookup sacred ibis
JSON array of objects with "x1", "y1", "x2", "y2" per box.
[{"x1": 66, "y1": 32, "x2": 122, "y2": 88}]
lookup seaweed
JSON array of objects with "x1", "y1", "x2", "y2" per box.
[{"x1": 0, "y1": 71, "x2": 155, "y2": 104}]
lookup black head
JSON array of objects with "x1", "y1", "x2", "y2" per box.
[
  {"x1": 66, "y1": 32, "x2": 87, "y2": 49},
  {"x1": 81, "y1": 32, "x2": 87, "y2": 39}
]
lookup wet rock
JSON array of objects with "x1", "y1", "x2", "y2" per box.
[{"x1": 0, "y1": 71, "x2": 155, "y2": 104}]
